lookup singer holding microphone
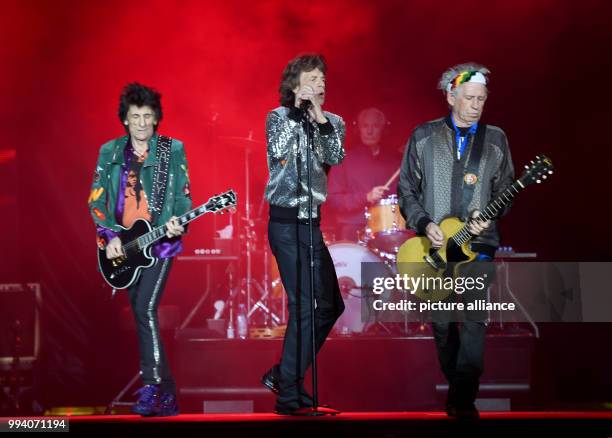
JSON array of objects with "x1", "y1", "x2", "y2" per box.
[{"x1": 260, "y1": 54, "x2": 346, "y2": 415}]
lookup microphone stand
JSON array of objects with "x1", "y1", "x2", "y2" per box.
[{"x1": 299, "y1": 104, "x2": 339, "y2": 416}]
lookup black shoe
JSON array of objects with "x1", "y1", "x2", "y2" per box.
[
  {"x1": 265, "y1": 365, "x2": 334, "y2": 411},
  {"x1": 262, "y1": 365, "x2": 316, "y2": 400},
  {"x1": 447, "y1": 403, "x2": 479, "y2": 420},
  {"x1": 298, "y1": 392, "x2": 333, "y2": 409},
  {"x1": 457, "y1": 404, "x2": 479, "y2": 420},
  {"x1": 261, "y1": 365, "x2": 280, "y2": 394},
  {"x1": 274, "y1": 400, "x2": 301, "y2": 415},
  {"x1": 445, "y1": 385, "x2": 458, "y2": 417}
]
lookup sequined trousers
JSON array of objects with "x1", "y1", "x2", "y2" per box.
[{"x1": 127, "y1": 257, "x2": 176, "y2": 394}]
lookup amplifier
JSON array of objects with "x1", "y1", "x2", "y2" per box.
[{"x1": 0, "y1": 283, "x2": 41, "y2": 369}]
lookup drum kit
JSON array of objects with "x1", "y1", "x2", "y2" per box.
[
  {"x1": 260, "y1": 192, "x2": 418, "y2": 336},
  {"x1": 329, "y1": 194, "x2": 417, "y2": 335},
  {"x1": 211, "y1": 133, "x2": 418, "y2": 337}
]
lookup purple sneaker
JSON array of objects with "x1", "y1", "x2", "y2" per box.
[
  {"x1": 131, "y1": 384, "x2": 160, "y2": 417},
  {"x1": 157, "y1": 393, "x2": 179, "y2": 417}
]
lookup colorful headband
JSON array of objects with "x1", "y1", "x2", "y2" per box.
[{"x1": 446, "y1": 71, "x2": 488, "y2": 92}]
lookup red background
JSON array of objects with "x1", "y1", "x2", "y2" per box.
[{"x1": 1, "y1": 0, "x2": 611, "y2": 408}]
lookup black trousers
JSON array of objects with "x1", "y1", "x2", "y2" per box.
[
  {"x1": 127, "y1": 257, "x2": 175, "y2": 394},
  {"x1": 430, "y1": 260, "x2": 495, "y2": 408},
  {"x1": 268, "y1": 220, "x2": 344, "y2": 407}
]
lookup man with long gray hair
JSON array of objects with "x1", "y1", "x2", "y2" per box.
[{"x1": 398, "y1": 62, "x2": 515, "y2": 418}]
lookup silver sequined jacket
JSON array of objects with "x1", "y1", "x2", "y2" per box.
[
  {"x1": 398, "y1": 117, "x2": 515, "y2": 248},
  {"x1": 265, "y1": 106, "x2": 345, "y2": 219}
]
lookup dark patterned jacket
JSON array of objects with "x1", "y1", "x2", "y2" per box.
[{"x1": 398, "y1": 116, "x2": 515, "y2": 250}]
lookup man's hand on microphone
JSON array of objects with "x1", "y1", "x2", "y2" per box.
[{"x1": 295, "y1": 85, "x2": 327, "y2": 124}]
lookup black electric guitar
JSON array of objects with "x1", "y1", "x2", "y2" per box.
[
  {"x1": 98, "y1": 190, "x2": 236, "y2": 290},
  {"x1": 396, "y1": 155, "x2": 553, "y2": 301}
]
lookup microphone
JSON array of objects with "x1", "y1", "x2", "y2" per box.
[{"x1": 299, "y1": 99, "x2": 312, "y2": 111}]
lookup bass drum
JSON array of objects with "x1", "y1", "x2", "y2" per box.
[{"x1": 328, "y1": 242, "x2": 394, "y2": 335}]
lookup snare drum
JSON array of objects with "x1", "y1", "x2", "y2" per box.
[{"x1": 365, "y1": 194, "x2": 416, "y2": 255}]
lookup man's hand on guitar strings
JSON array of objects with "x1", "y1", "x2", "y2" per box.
[
  {"x1": 165, "y1": 216, "x2": 185, "y2": 238},
  {"x1": 467, "y1": 210, "x2": 491, "y2": 236},
  {"x1": 105, "y1": 236, "x2": 124, "y2": 259},
  {"x1": 425, "y1": 222, "x2": 445, "y2": 248}
]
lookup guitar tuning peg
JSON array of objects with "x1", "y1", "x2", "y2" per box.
[
  {"x1": 524, "y1": 165, "x2": 529, "y2": 169},
  {"x1": 542, "y1": 175, "x2": 547, "y2": 179},
  {"x1": 548, "y1": 170, "x2": 553, "y2": 174},
  {"x1": 536, "y1": 179, "x2": 541, "y2": 183},
  {"x1": 530, "y1": 160, "x2": 534, "y2": 164}
]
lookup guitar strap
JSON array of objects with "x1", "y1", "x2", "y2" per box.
[
  {"x1": 149, "y1": 135, "x2": 172, "y2": 224},
  {"x1": 460, "y1": 124, "x2": 486, "y2": 219}
]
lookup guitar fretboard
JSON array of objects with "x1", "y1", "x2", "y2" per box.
[
  {"x1": 451, "y1": 181, "x2": 523, "y2": 246},
  {"x1": 135, "y1": 205, "x2": 210, "y2": 250}
]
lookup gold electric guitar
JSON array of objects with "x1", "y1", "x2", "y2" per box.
[{"x1": 396, "y1": 155, "x2": 553, "y2": 301}]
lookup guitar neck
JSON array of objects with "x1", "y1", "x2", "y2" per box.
[
  {"x1": 451, "y1": 180, "x2": 524, "y2": 247},
  {"x1": 137, "y1": 204, "x2": 210, "y2": 249}
]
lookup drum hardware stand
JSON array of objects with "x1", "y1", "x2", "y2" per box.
[
  {"x1": 237, "y1": 133, "x2": 279, "y2": 326},
  {"x1": 356, "y1": 284, "x2": 394, "y2": 335},
  {"x1": 245, "y1": 246, "x2": 282, "y2": 326},
  {"x1": 246, "y1": 284, "x2": 281, "y2": 326},
  {"x1": 215, "y1": 132, "x2": 266, "y2": 322},
  {"x1": 488, "y1": 255, "x2": 540, "y2": 338},
  {"x1": 363, "y1": 320, "x2": 393, "y2": 335},
  {"x1": 240, "y1": 199, "x2": 282, "y2": 326},
  {"x1": 243, "y1": 140, "x2": 254, "y2": 317}
]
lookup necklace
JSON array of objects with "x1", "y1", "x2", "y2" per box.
[{"x1": 133, "y1": 147, "x2": 147, "y2": 158}]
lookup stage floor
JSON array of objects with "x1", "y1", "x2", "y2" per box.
[{"x1": 62, "y1": 411, "x2": 612, "y2": 436}]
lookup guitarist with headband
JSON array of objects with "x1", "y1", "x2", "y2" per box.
[
  {"x1": 398, "y1": 63, "x2": 515, "y2": 419},
  {"x1": 88, "y1": 83, "x2": 191, "y2": 416}
]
